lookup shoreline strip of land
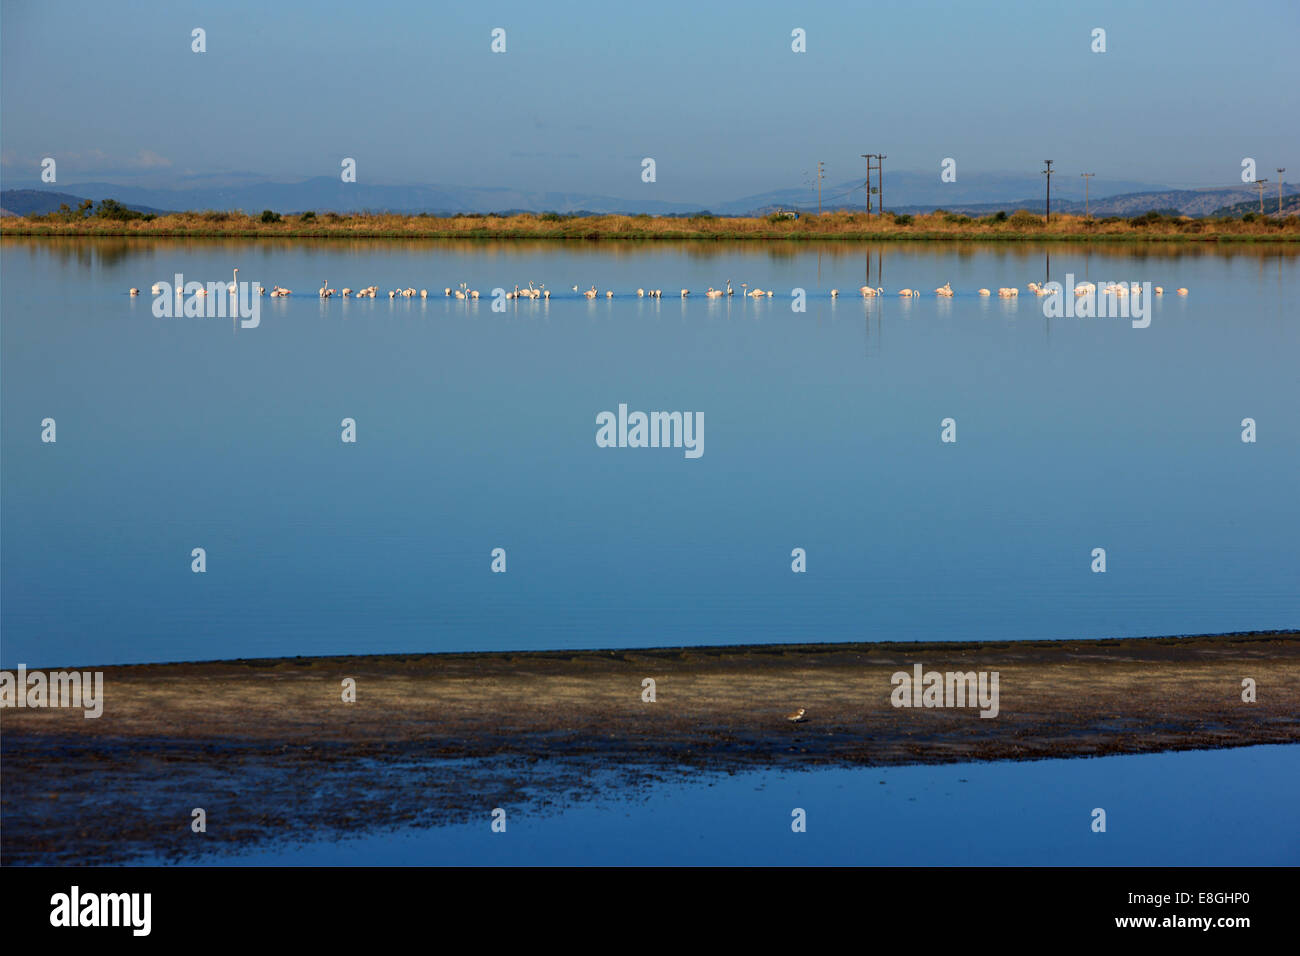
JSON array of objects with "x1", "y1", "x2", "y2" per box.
[
  {"x1": 4, "y1": 631, "x2": 1297, "y2": 863},
  {"x1": 6, "y1": 631, "x2": 1297, "y2": 752},
  {"x1": 4, "y1": 210, "x2": 1298, "y2": 242}
]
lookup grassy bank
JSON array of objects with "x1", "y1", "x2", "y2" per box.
[{"x1": 5, "y1": 208, "x2": 1299, "y2": 241}]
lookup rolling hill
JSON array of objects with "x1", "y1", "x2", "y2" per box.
[{"x1": 3, "y1": 176, "x2": 1295, "y2": 220}]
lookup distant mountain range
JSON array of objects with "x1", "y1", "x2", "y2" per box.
[
  {"x1": 719, "y1": 173, "x2": 1164, "y2": 215},
  {"x1": 887, "y1": 185, "x2": 1300, "y2": 219},
  {"x1": 2, "y1": 173, "x2": 1295, "y2": 219},
  {"x1": 0, "y1": 189, "x2": 171, "y2": 218},
  {"x1": 1209, "y1": 194, "x2": 1300, "y2": 217}
]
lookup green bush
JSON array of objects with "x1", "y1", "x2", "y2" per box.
[
  {"x1": 260, "y1": 209, "x2": 281, "y2": 223},
  {"x1": 299, "y1": 210, "x2": 317, "y2": 222},
  {"x1": 94, "y1": 199, "x2": 147, "y2": 221},
  {"x1": 39, "y1": 201, "x2": 86, "y2": 222},
  {"x1": 1130, "y1": 210, "x2": 1178, "y2": 226},
  {"x1": 891, "y1": 213, "x2": 914, "y2": 226},
  {"x1": 1007, "y1": 210, "x2": 1042, "y2": 228}
]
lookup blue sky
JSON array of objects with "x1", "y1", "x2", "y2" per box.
[{"x1": 2, "y1": 0, "x2": 1297, "y2": 201}]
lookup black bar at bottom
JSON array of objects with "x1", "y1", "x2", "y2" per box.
[{"x1": 0, "y1": 866, "x2": 1283, "y2": 942}]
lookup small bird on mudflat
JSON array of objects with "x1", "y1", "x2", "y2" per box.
[{"x1": 786, "y1": 707, "x2": 807, "y2": 723}]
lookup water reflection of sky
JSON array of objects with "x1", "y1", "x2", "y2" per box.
[
  {"x1": 151, "y1": 745, "x2": 1298, "y2": 866},
  {"x1": 3, "y1": 240, "x2": 1296, "y2": 668}
]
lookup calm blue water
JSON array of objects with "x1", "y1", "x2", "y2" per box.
[
  {"x1": 140, "y1": 744, "x2": 1299, "y2": 866},
  {"x1": 2, "y1": 239, "x2": 1297, "y2": 668}
]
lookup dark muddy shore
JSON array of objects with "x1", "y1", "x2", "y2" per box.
[{"x1": 4, "y1": 631, "x2": 1297, "y2": 864}]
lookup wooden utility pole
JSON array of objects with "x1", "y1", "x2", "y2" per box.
[
  {"x1": 861, "y1": 155, "x2": 871, "y2": 217},
  {"x1": 1277, "y1": 169, "x2": 1287, "y2": 214},
  {"x1": 861, "y1": 154, "x2": 885, "y2": 218},
  {"x1": 817, "y1": 161, "x2": 824, "y2": 214},
  {"x1": 1254, "y1": 179, "x2": 1268, "y2": 213},
  {"x1": 1042, "y1": 160, "x2": 1055, "y2": 223},
  {"x1": 1080, "y1": 173, "x2": 1094, "y2": 219}
]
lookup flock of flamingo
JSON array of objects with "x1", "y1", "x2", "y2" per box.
[
  {"x1": 830, "y1": 280, "x2": 1187, "y2": 298},
  {"x1": 128, "y1": 275, "x2": 1190, "y2": 299}
]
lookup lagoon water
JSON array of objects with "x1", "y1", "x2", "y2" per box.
[
  {"x1": 2, "y1": 238, "x2": 1297, "y2": 668},
  {"x1": 141, "y1": 744, "x2": 1300, "y2": 866},
  {"x1": 4, "y1": 238, "x2": 1297, "y2": 866}
]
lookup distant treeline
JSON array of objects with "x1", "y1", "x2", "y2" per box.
[{"x1": 33, "y1": 198, "x2": 157, "y2": 222}]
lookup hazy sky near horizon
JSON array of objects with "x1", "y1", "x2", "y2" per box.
[{"x1": 2, "y1": 0, "x2": 1297, "y2": 201}]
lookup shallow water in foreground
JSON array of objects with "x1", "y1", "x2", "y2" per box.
[
  {"x1": 2, "y1": 239, "x2": 1297, "y2": 667},
  {"x1": 136, "y1": 744, "x2": 1298, "y2": 866}
]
